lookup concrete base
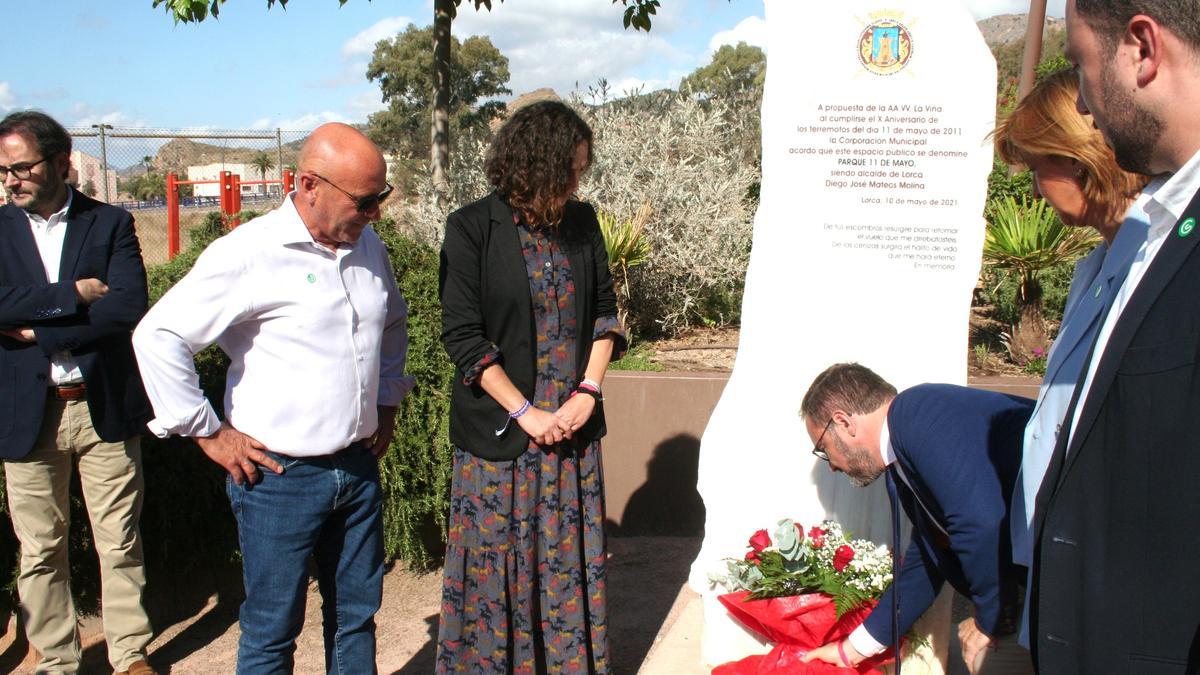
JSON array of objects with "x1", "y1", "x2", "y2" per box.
[{"x1": 638, "y1": 584, "x2": 707, "y2": 674}]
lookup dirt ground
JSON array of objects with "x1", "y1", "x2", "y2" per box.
[
  {"x1": 0, "y1": 536, "x2": 702, "y2": 674},
  {"x1": 642, "y1": 326, "x2": 740, "y2": 372},
  {"x1": 642, "y1": 326, "x2": 1017, "y2": 378}
]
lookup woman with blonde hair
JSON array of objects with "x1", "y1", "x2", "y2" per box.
[
  {"x1": 993, "y1": 67, "x2": 1150, "y2": 651},
  {"x1": 996, "y1": 68, "x2": 1147, "y2": 240}
]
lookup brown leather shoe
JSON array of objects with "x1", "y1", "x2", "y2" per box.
[{"x1": 115, "y1": 659, "x2": 157, "y2": 675}]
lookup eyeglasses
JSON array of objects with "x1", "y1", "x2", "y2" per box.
[
  {"x1": 812, "y1": 418, "x2": 835, "y2": 462},
  {"x1": 0, "y1": 156, "x2": 49, "y2": 180},
  {"x1": 311, "y1": 172, "x2": 393, "y2": 213}
]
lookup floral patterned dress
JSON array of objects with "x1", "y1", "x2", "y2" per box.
[{"x1": 435, "y1": 218, "x2": 625, "y2": 674}]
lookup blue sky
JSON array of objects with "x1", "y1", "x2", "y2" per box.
[{"x1": 0, "y1": 0, "x2": 1063, "y2": 135}]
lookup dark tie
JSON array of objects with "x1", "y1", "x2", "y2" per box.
[{"x1": 886, "y1": 470, "x2": 902, "y2": 675}]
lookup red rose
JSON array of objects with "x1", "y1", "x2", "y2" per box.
[
  {"x1": 748, "y1": 529, "x2": 772, "y2": 553},
  {"x1": 745, "y1": 550, "x2": 761, "y2": 564},
  {"x1": 833, "y1": 544, "x2": 855, "y2": 572},
  {"x1": 808, "y1": 526, "x2": 826, "y2": 548}
]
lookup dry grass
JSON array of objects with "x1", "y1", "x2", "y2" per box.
[{"x1": 134, "y1": 206, "x2": 215, "y2": 266}]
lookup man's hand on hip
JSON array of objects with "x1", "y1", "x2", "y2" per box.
[{"x1": 195, "y1": 422, "x2": 283, "y2": 485}]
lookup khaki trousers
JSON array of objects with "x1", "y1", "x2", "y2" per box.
[{"x1": 4, "y1": 398, "x2": 152, "y2": 673}]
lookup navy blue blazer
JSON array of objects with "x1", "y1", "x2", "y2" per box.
[
  {"x1": 861, "y1": 384, "x2": 1032, "y2": 643},
  {"x1": 0, "y1": 189, "x2": 151, "y2": 459},
  {"x1": 1032, "y1": 186, "x2": 1200, "y2": 673}
]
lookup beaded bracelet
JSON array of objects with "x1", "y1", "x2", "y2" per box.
[
  {"x1": 509, "y1": 399, "x2": 532, "y2": 419},
  {"x1": 495, "y1": 400, "x2": 532, "y2": 437}
]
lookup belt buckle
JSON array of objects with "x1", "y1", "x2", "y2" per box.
[{"x1": 51, "y1": 384, "x2": 87, "y2": 401}]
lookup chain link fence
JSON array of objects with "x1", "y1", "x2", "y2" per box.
[{"x1": 64, "y1": 128, "x2": 309, "y2": 265}]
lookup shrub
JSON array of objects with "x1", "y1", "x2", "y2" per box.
[
  {"x1": 597, "y1": 205, "x2": 652, "y2": 337},
  {"x1": 373, "y1": 223, "x2": 455, "y2": 568},
  {"x1": 982, "y1": 196, "x2": 1098, "y2": 362},
  {"x1": 987, "y1": 155, "x2": 1034, "y2": 205},
  {"x1": 389, "y1": 91, "x2": 761, "y2": 337},
  {"x1": 977, "y1": 53, "x2": 1081, "y2": 366},
  {"x1": 582, "y1": 92, "x2": 759, "y2": 336}
]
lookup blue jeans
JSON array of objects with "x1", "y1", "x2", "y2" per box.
[{"x1": 227, "y1": 443, "x2": 383, "y2": 675}]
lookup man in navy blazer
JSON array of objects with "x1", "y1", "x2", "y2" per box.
[
  {"x1": 798, "y1": 363, "x2": 1033, "y2": 674},
  {"x1": 0, "y1": 111, "x2": 155, "y2": 674}
]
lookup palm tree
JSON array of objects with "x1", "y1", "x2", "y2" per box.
[
  {"x1": 142, "y1": 155, "x2": 154, "y2": 175},
  {"x1": 983, "y1": 196, "x2": 1099, "y2": 363},
  {"x1": 132, "y1": 173, "x2": 166, "y2": 202},
  {"x1": 250, "y1": 151, "x2": 276, "y2": 195}
]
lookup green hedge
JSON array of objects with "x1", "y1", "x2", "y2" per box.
[
  {"x1": 0, "y1": 211, "x2": 454, "y2": 611},
  {"x1": 374, "y1": 223, "x2": 455, "y2": 568}
]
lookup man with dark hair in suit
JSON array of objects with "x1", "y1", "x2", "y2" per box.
[
  {"x1": 1027, "y1": 2, "x2": 1200, "y2": 671},
  {"x1": 0, "y1": 110, "x2": 155, "y2": 674},
  {"x1": 798, "y1": 363, "x2": 1034, "y2": 675}
]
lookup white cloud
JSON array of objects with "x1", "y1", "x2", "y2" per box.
[
  {"x1": 321, "y1": 16, "x2": 419, "y2": 93},
  {"x1": 342, "y1": 16, "x2": 416, "y2": 59},
  {"x1": 452, "y1": 0, "x2": 690, "y2": 99},
  {"x1": 708, "y1": 15, "x2": 766, "y2": 53},
  {"x1": 962, "y1": 0, "x2": 1066, "y2": 20},
  {"x1": 345, "y1": 89, "x2": 387, "y2": 119},
  {"x1": 68, "y1": 103, "x2": 148, "y2": 129},
  {"x1": 0, "y1": 82, "x2": 14, "y2": 111},
  {"x1": 250, "y1": 111, "x2": 351, "y2": 131}
]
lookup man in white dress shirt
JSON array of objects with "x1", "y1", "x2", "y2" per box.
[
  {"x1": 1030, "y1": 1, "x2": 1200, "y2": 671},
  {"x1": 133, "y1": 123, "x2": 414, "y2": 674}
]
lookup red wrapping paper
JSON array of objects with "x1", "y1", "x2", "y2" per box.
[{"x1": 713, "y1": 591, "x2": 895, "y2": 675}]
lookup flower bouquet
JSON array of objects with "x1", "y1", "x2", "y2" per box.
[{"x1": 709, "y1": 519, "x2": 896, "y2": 674}]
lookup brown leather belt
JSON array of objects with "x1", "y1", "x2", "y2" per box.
[{"x1": 49, "y1": 384, "x2": 87, "y2": 401}]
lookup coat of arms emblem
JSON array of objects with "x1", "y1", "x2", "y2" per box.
[{"x1": 858, "y1": 19, "x2": 913, "y2": 75}]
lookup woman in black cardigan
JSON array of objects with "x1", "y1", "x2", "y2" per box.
[{"x1": 434, "y1": 101, "x2": 627, "y2": 673}]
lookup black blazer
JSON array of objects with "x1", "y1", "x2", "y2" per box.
[
  {"x1": 439, "y1": 191, "x2": 622, "y2": 460},
  {"x1": 0, "y1": 190, "x2": 152, "y2": 459},
  {"x1": 1031, "y1": 186, "x2": 1200, "y2": 673}
]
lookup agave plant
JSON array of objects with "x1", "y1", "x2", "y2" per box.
[
  {"x1": 597, "y1": 203, "x2": 653, "y2": 335},
  {"x1": 983, "y1": 196, "x2": 1100, "y2": 363}
]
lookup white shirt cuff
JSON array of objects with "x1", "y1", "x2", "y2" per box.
[
  {"x1": 378, "y1": 375, "x2": 416, "y2": 407},
  {"x1": 146, "y1": 402, "x2": 223, "y2": 439},
  {"x1": 848, "y1": 624, "x2": 888, "y2": 658}
]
